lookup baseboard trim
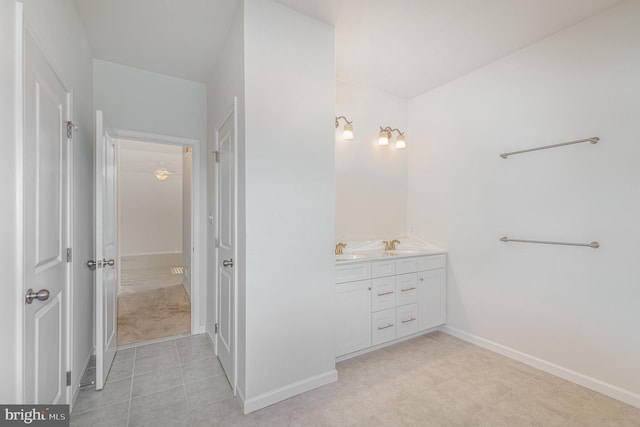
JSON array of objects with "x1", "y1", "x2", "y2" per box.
[
  {"x1": 241, "y1": 369, "x2": 338, "y2": 414},
  {"x1": 440, "y1": 325, "x2": 640, "y2": 409},
  {"x1": 71, "y1": 346, "x2": 95, "y2": 411}
]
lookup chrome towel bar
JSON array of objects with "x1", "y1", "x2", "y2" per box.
[
  {"x1": 500, "y1": 137, "x2": 599, "y2": 159},
  {"x1": 500, "y1": 236, "x2": 599, "y2": 249}
]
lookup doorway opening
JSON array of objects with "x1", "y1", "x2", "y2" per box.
[{"x1": 115, "y1": 139, "x2": 193, "y2": 345}]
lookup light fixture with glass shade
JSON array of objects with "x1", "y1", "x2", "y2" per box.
[
  {"x1": 153, "y1": 162, "x2": 173, "y2": 181},
  {"x1": 335, "y1": 115, "x2": 354, "y2": 140},
  {"x1": 378, "y1": 126, "x2": 406, "y2": 148}
]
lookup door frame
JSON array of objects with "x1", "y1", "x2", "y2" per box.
[
  {"x1": 213, "y1": 98, "x2": 238, "y2": 393},
  {"x1": 109, "y1": 128, "x2": 205, "y2": 334},
  {"x1": 19, "y1": 16, "x2": 74, "y2": 404}
]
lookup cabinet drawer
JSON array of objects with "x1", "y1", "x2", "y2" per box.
[
  {"x1": 371, "y1": 276, "x2": 396, "y2": 312},
  {"x1": 396, "y1": 303, "x2": 418, "y2": 338},
  {"x1": 372, "y1": 260, "x2": 395, "y2": 278},
  {"x1": 396, "y1": 273, "x2": 418, "y2": 306},
  {"x1": 417, "y1": 254, "x2": 446, "y2": 271},
  {"x1": 336, "y1": 262, "x2": 371, "y2": 283},
  {"x1": 372, "y1": 308, "x2": 396, "y2": 346},
  {"x1": 395, "y1": 257, "x2": 417, "y2": 274}
]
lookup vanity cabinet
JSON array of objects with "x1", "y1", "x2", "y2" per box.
[{"x1": 336, "y1": 253, "x2": 446, "y2": 358}]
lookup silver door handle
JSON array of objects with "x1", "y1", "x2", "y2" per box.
[
  {"x1": 223, "y1": 259, "x2": 234, "y2": 267},
  {"x1": 87, "y1": 259, "x2": 99, "y2": 269},
  {"x1": 103, "y1": 259, "x2": 115, "y2": 267},
  {"x1": 26, "y1": 288, "x2": 50, "y2": 304},
  {"x1": 377, "y1": 324, "x2": 394, "y2": 330},
  {"x1": 377, "y1": 291, "x2": 394, "y2": 296}
]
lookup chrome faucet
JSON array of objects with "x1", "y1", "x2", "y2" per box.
[
  {"x1": 335, "y1": 242, "x2": 347, "y2": 255},
  {"x1": 383, "y1": 239, "x2": 400, "y2": 251}
]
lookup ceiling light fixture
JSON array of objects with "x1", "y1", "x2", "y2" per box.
[
  {"x1": 153, "y1": 162, "x2": 172, "y2": 181},
  {"x1": 335, "y1": 115, "x2": 354, "y2": 140},
  {"x1": 378, "y1": 126, "x2": 407, "y2": 149}
]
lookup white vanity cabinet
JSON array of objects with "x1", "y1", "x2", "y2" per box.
[
  {"x1": 335, "y1": 264, "x2": 372, "y2": 356},
  {"x1": 336, "y1": 253, "x2": 447, "y2": 358}
]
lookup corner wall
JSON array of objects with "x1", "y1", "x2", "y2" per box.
[
  {"x1": 408, "y1": 0, "x2": 640, "y2": 405},
  {"x1": 243, "y1": 0, "x2": 336, "y2": 410}
]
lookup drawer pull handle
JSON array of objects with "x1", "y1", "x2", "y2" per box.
[
  {"x1": 402, "y1": 317, "x2": 416, "y2": 324},
  {"x1": 377, "y1": 291, "x2": 394, "y2": 296},
  {"x1": 378, "y1": 324, "x2": 394, "y2": 330},
  {"x1": 401, "y1": 287, "x2": 416, "y2": 292},
  {"x1": 419, "y1": 278, "x2": 424, "y2": 281}
]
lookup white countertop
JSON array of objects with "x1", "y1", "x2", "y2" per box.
[{"x1": 335, "y1": 239, "x2": 447, "y2": 265}]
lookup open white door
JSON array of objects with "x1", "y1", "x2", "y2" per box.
[
  {"x1": 23, "y1": 30, "x2": 71, "y2": 404},
  {"x1": 94, "y1": 110, "x2": 118, "y2": 390},
  {"x1": 215, "y1": 101, "x2": 237, "y2": 391}
]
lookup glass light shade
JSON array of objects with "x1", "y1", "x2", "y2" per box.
[
  {"x1": 342, "y1": 123, "x2": 354, "y2": 140},
  {"x1": 154, "y1": 169, "x2": 170, "y2": 181},
  {"x1": 378, "y1": 131, "x2": 390, "y2": 145},
  {"x1": 395, "y1": 134, "x2": 406, "y2": 149}
]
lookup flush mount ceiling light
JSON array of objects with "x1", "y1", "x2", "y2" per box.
[
  {"x1": 153, "y1": 162, "x2": 173, "y2": 181},
  {"x1": 335, "y1": 115, "x2": 354, "y2": 140},
  {"x1": 378, "y1": 126, "x2": 407, "y2": 149}
]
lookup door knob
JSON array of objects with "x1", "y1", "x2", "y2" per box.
[
  {"x1": 103, "y1": 259, "x2": 115, "y2": 267},
  {"x1": 25, "y1": 288, "x2": 50, "y2": 304},
  {"x1": 222, "y1": 259, "x2": 234, "y2": 267}
]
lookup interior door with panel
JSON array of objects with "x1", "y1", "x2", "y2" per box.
[
  {"x1": 93, "y1": 110, "x2": 118, "y2": 390},
  {"x1": 215, "y1": 101, "x2": 236, "y2": 390},
  {"x1": 23, "y1": 31, "x2": 70, "y2": 404}
]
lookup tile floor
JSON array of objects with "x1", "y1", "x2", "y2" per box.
[{"x1": 71, "y1": 332, "x2": 640, "y2": 427}]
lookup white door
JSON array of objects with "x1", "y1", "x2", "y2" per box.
[
  {"x1": 23, "y1": 32, "x2": 71, "y2": 404},
  {"x1": 94, "y1": 110, "x2": 118, "y2": 390},
  {"x1": 215, "y1": 102, "x2": 236, "y2": 390}
]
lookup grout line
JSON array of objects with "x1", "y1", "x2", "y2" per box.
[
  {"x1": 126, "y1": 347, "x2": 136, "y2": 427},
  {"x1": 562, "y1": 393, "x2": 595, "y2": 427}
]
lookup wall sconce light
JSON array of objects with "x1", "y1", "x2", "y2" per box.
[
  {"x1": 335, "y1": 115, "x2": 354, "y2": 140},
  {"x1": 378, "y1": 126, "x2": 407, "y2": 148},
  {"x1": 153, "y1": 162, "x2": 173, "y2": 181}
]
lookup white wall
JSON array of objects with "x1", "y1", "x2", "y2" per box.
[
  {"x1": 408, "y1": 0, "x2": 640, "y2": 405},
  {"x1": 207, "y1": 2, "x2": 245, "y2": 393},
  {"x1": 118, "y1": 141, "x2": 183, "y2": 256},
  {"x1": 0, "y1": 0, "x2": 94, "y2": 403},
  {"x1": 243, "y1": 0, "x2": 336, "y2": 410},
  {"x1": 335, "y1": 81, "x2": 408, "y2": 241},
  {"x1": 0, "y1": 0, "x2": 20, "y2": 403},
  {"x1": 94, "y1": 60, "x2": 207, "y2": 331}
]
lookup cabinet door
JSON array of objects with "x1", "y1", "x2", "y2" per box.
[
  {"x1": 417, "y1": 269, "x2": 447, "y2": 331},
  {"x1": 396, "y1": 273, "x2": 418, "y2": 306},
  {"x1": 372, "y1": 308, "x2": 396, "y2": 346},
  {"x1": 372, "y1": 276, "x2": 396, "y2": 312},
  {"x1": 336, "y1": 280, "x2": 372, "y2": 356}
]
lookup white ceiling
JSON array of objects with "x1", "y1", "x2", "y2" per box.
[{"x1": 75, "y1": 0, "x2": 624, "y2": 99}]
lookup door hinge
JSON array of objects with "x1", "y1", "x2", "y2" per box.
[
  {"x1": 66, "y1": 121, "x2": 78, "y2": 138},
  {"x1": 66, "y1": 371, "x2": 71, "y2": 387},
  {"x1": 214, "y1": 150, "x2": 220, "y2": 163},
  {"x1": 66, "y1": 248, "x2": 72, "y2": 263},
  {"x1": 215, "y1": 323, "x2": 219, "y2": 334}
]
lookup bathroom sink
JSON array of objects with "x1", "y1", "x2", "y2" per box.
[{"x1": 335, "y1": 253, "x2": 369, "y2": 262}]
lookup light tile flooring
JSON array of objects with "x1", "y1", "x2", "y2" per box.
[{"x1": 71, "y1": 332, "x2": 640, "y2": 427}]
